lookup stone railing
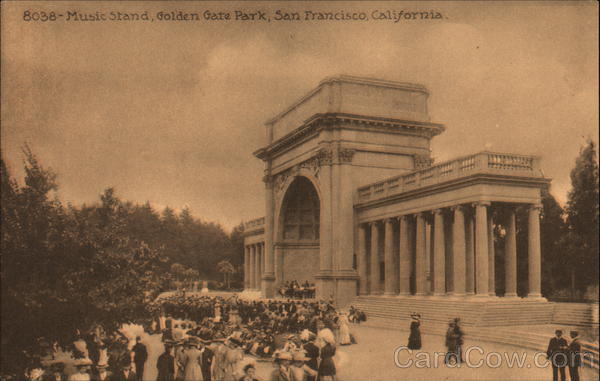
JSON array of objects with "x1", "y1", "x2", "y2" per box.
[
  {"x1": 244, "y1": 217, "x2": 265, "y2": 232},
  {"x1": 357, "y1": 151, "x2": 544, "y2": 204}
]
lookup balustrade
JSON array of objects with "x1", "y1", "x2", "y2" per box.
[{"x1": 356, "y1": 151, "x2": 543, "y2": 204}]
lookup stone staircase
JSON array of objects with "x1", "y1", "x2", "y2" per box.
[
  {"x1": 552, "y1": 303, "x2": 599, "y2": 327},
  {"x1": 350, "y1": 296, "x2": 554, "y2": 327},
  {"x1": 351, "y1": 296, "x2": 599, "y2": 370}
]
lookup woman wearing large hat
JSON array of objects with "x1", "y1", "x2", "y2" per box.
[
  {"x1": 290, "y1": 351, "x2": 317, "y2": 381},
  {"x1": 317, "y1": 329, "x2": 336, "y2": 381},
  {"x1": 407, "y1": 313, "x2": 422, "y2": 350},
  {"x1": 182, "y1": 337, "x2": 203, "y2": 381}
]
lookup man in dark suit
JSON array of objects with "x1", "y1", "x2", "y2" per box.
[
  {"x1": 132, "y1": 337, "x2": 148, "y2": 381},
  {"x1": 113, "y1": 363, "x2": 137, "y2": 381},
  {"x1": 156, "y1": 343, "x2": 175, "y2": 381},
  {"x1": 200, "y1": 340, "x2": 214, "y2": 381},
  {"x1": 546, "y1": 329, "x2": 568, "y2": 381},
  {"x1": 567, "y1": 330, "x2": 582, "y2": 381}
]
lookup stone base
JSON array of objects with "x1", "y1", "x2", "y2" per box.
[{"x1": 335, "y1": 278, "x2": 358, "y2": 308}]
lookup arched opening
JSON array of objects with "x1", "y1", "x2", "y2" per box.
[
  {"x1": 276, "y1": 176, "x2": 321, "y2": 287},
  {"x1": 280, "y1": 177, "x2": 320, "y2": 242}
]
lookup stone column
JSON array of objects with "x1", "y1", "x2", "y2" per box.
[
  {"x1": 433, "y1": 209, "x2": 446, "y2": 296},
  {"x1": 505, "y1": 208, "x2": 518, "y2": 297},
  {"x1": 244, "y1": 246, "x2": 250, "y2": 290},
  {"x1": 358, "y1": 224, "x2": 368, "y2": 295},
  {"x1": 488, "y1": 212, "x2": 496, "y2": 296},
  {"x1": 263, "y1": 177, "x2": 275, "y2": 297},
  {"x1": 398, "y1": 215, "x2": 411, "y2": 296},
  {"x1": 465, "y1": 210, "x2": 475, "y2": 295},
  {"x1": 384, "y1": 218, "x2": 396, "y2": 295},
  {"x1": 452, "y1": 206, "x2": 466, "y2": 296},
  {"x1": 415, "y1": 213, "x2": 427, "y2": 296},
  {"x1": 528, "y1": 204, "x2": 543, "y2": 298},
  {"x1": 257, "y1": 244, "x2": 263, "y2": 290},
  {"x1": 249, "y1": 245, "x2": 256, "y2": 290},
  {"x1": 370, "y1": 222, "x2": 381, "y2": 295},
  {"x1": 475, "y1": 202, "x2": 490, "y2": 296}
]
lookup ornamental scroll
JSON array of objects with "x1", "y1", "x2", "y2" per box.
[{"x1": 272, "y1": 146, "x2": 355, "y2": 196}]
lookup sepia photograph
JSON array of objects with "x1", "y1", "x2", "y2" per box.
[{"x1": 1, "y1": 1, "x2": 598, "y2": 380}]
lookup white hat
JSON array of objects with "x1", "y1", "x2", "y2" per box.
[{"x1": 317, "y1": 328, "x2": 335, "y2": 345}]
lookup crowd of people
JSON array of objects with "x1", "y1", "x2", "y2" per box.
[{"x1": 9, "y1": 294, "x2": 360, "y2": 381}]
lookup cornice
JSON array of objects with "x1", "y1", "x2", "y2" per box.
[
  {"x1": 355, "y1": 173, "x2": 551, "y2": 211},
  {"x1": 254, "y1": 113, "x2": 445, "y2": 161}
]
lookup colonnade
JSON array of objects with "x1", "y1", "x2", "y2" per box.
[
  {"x1": 357, "y1": 202, "x2": 542, "y2": 298},
  {"x1": 244, "y1": 242, "x2": 265, "y2": 290}
]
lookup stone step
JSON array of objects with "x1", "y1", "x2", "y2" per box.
[{"x1": 358, "y1": 318, "x2": 599, "y2": 370}]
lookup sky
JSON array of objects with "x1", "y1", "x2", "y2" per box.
[{"x1": 2, "y1": 1, "x2": 598, "y2": 231}]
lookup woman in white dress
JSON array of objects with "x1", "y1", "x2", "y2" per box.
[
  {"x1": 338, "y1": 313, "x2": 351, "y2": 345},
  {"x1": 183, "y1": 339, "x2": 203, "y2": 381}
]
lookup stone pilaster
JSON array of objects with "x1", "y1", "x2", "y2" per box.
[{"x1": 262, "y1": 176, "x2": 275, "y2": 297}]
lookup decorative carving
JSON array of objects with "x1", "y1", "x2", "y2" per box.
[
  {"x1": 274, "y1": 171, "x2": 290, "y2": 194},
  {"x1": 338, "y1": 148, "x2": 356, "y2": 164},
  {"x1": 414, "y1": 154, "x2": 434, "y2": 169},
  {"x1": 316, "y1": 147, "x2": 333, "y2": 166}
]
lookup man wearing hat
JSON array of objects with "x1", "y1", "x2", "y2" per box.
[
  {"x1": 270, "y1": 351, "x2": 292, "y2": 381},
  {"x1": 132, "y1": 337, "x2": 147, "y2": 381},
  {"x1": 200, "y1": 339, "x2": 214, "y2": 381},
  {"x1": 567, "y1": 330, "x2": 582, "y2": 381},
  {"x1": 112, "y1": 363, "x2": 136, "y2": 381},
  {"x1": 546, "y1": 329, "x2": 568, "y2": 381},
  {"x1": 156, "y1": 343, "x2": 175, "y2": 381}
]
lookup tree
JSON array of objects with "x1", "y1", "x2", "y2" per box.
[
  {"x1": 1, "y1": 149, "x2": 171, "y2": 373},
  {"x1": 217, "y1": 260, "x2": 235, "y2": 289},
  {"x1": 565, "y1": 139, "x2": 600, "y2": 295}
]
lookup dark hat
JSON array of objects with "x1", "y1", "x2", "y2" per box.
[
  {"x1": 570, "y1": 330, "x2": 579, "y2": 336},
  {"x1": 555, "y1": 329, "x2": 563, "y2": 334},
  {"x1": 49, "y1": 362, "x2": 65, "y2": 371},
  {"x1": 228, "y1": 338, "x2": 242, "y2": 347}
]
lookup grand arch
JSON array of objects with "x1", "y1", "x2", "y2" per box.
[{"x1": 274, "y1": 176, "x2": 320, "y2": 285}]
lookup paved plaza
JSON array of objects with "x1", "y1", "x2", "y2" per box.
[{"x1": 126, "y1": 322, "x2": 595, "y2": 381}]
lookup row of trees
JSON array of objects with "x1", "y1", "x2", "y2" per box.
[
  {"x1": 518, "y1": 140, "x2": 598, "y2": 299},
  {"x1": 0, "y1": 147, "x2": 243, "y2": 372}
]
